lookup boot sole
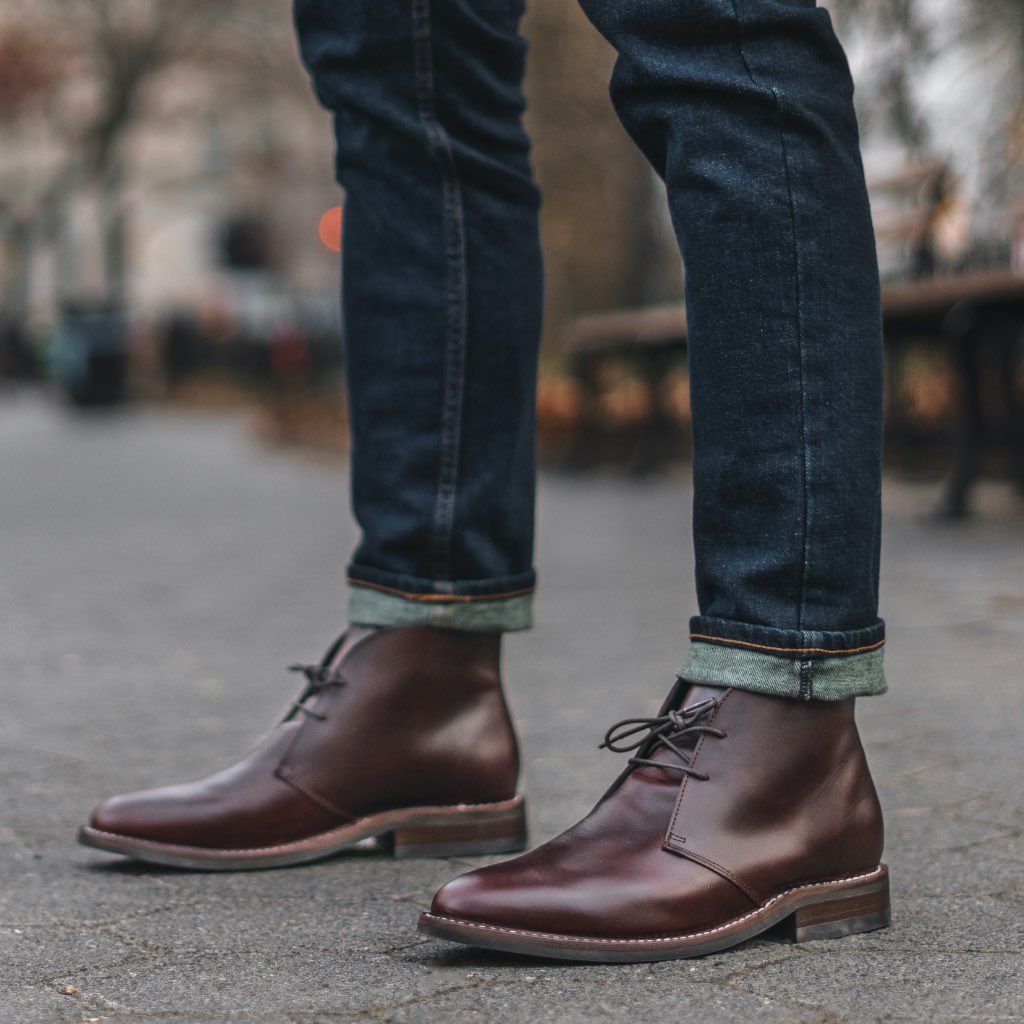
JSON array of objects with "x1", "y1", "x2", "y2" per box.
[
  {"x1": 418, "y1": 863, "x2": 889, "y2": 963},
  {"x1": 78, "y1": 795, "x2": 527, "y2": 870}
]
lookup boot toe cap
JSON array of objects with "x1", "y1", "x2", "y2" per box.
[
  {"x1": 429, "y1": 863, "x2": 555, "y2": 927},
  {"x1": 430, "y1": 870, "x2": 490, "y2": 921},
  {"x1": 429, "y1": 858, "x2": 598, "y2": 934},
  {"x1": 88, "y1": 788, "x2": 178, "y2": 841}
]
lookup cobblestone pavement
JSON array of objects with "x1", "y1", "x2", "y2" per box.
[{"x1": 2, "y1": 391, "x2": 1022, "y2": 1023}]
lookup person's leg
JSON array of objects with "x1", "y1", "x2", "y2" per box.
[
  {"x1": 298, "y1": 0, "x2": 542, "y2": 632},
  {"x1": 421, "y1": 0, "x2": 890, "y2": 960},
  {"x1": 79, "y1": 0, "x2": 542, "y2": 868},
  {"x1": 641, "y1": 0, "x2": 886, "y2": 697}
]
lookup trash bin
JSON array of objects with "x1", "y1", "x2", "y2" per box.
[
  {"x1": 0, "y1": 317, "x2": 40, "y2": 382},
  {"x1": 51, "y1": 303, "x2": 129, "y2": 406}
]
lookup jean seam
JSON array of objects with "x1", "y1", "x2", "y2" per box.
[
  {"x1": 798, "y1": 659, "x2": 813, "y2": 701},
  {"x1": 411, "y1": 0, "x2": 468, "y2": 583},
  {"x1": 348, "y1": 577, "x2": 535, "y2": 603},
  {"x1": 689, "y1": 633, "x2": 885, "y2": 657},
  {"x1": 728, "y1": 0, "x2": 811, "y2": 631},
  {"x1": 681, "y1": 644, "x2": 886, "y2": 700}
]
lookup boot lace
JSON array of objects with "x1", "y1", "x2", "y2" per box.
[
  {"x1": 600, "y1": 696, "x2": 725, "y2": 780},
  {"x1": 286, "y1": 663, "x2": 347, "y2": 722}
]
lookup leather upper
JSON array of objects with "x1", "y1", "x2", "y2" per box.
[
  {"x1": 430, "y1": 684, "x2": 883, "y2": 939},
  {"x1": 89, "y1": 628, "x2": 519, "y2": 850}
]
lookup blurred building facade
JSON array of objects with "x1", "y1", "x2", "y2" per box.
[
  {"x1": 0, "y1": 0, "x2": 340, "y2": 342},
  {"x1": 831, "y1": 0, "x2": 1024, "y2": 280},
  {"x1": 0, "y1": 0, "x2": 1021, "y2": 355}
]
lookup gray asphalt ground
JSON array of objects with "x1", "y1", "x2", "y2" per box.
[{"x1": 2, "y1": 390, "x2": 1022, "y2": 1024}]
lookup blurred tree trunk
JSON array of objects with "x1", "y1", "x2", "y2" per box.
[
  {"x1": 0, "y1": 0, "x2": 292, "y2": 317},
  {"x1": 100, "y1": 162, "x2": 128, "y2": 306},
  {"x1": 826, "y1": 0, "x2": 933, "y2": 153},
  {"x1": 522, "y1": 1, "x2": 681, "y2": 348}
]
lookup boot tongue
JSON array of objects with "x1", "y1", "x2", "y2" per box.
[
  {"x1": 324, "y1": 626, "x2": 378, "y2": 671},
  {"x1": 676, "y1": 683, "x2": 729, "y2": 710}
]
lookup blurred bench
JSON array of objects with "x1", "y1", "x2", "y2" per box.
[
  {"x1": 562, "y1": 271, "x2": 1024, "y2": 512},
  {"x1": 884, "y1": 271, "x2": 1024, "y2": 515},
  {"x1": 561, "y1": 304, "x2": 690, "y2": 474}
]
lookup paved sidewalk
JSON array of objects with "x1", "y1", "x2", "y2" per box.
[{"x1": 2, "y1": 392, "x2": 1022, "y2": 1024}]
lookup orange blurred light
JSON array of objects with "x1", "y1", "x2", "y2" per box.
[{"x1": 318, "y1": 206, "x2": 343, "y2": 252}]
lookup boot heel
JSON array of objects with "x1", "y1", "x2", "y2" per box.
[
  {"x1": 778, "y1": 868, "x2": 890, "y2": 943},
  {"x1": 391, "y1": 797, "x2": 527, "y2": 859}
]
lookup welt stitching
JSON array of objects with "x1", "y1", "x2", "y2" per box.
[
  {"x1": 410, "y1": 0, "x2": 468, "y2": 583},
  {"x1": 426, "y1": 866, "x2": 886, "y2": 945},
  {"x1": 728, "y1": 0, "x2": 811, "y2": 631},
  {"x1": 85, "y1": 795, "x2": 524, "y2": 856}
]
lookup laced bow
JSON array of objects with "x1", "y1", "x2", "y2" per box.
[
  {"x1": 286, "y1": 663, "x2": 347, "y2": 721},
  {"x1": 600, "y1": 697, "x2": 725, "y2": 779}
]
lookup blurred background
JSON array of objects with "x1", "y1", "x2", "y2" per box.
[
  {"x1": 3, "y1": 8, "x2": 1022, "y2": 1012},
  {"x1": 0, "y1": 0, "x2": 1022, "y2": 506}
]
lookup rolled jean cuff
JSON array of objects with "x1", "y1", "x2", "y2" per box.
[
  {"x1": 680, "y1": 616, "x2": 886, "y2": 701},
  {"x1": 346, "y1": 566, "x2": 535, "y2": 633}
]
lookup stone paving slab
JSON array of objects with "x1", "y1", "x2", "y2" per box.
[{"x1": 1, "y1": 392, "x2": 1022, "y2": 1023}]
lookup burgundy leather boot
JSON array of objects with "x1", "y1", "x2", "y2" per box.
[
  {"x1": 79, "y1": 628, "x2": 525, "y2": 869},
  {"x1": 419, "y1": 681, "x2": 888, "y2": 961}
]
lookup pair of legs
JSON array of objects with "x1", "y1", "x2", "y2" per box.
[
  {"x1": 304, "y1": 0, "x2": 886, "y2": 683},
  {"x1": 81, "y1": 0, "x2": 890, "y2": 961}
]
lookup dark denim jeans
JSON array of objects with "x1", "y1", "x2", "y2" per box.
[{"x1": 294, "y1": 0, "x2": 886, "y2": 699}]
